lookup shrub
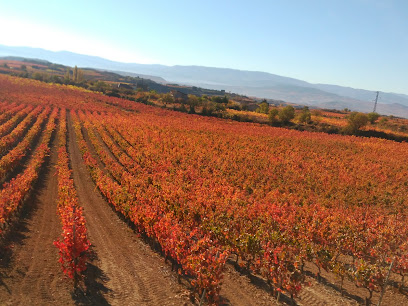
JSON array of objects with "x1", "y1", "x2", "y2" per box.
[
  {"x1": 268, "y1": 108, "x2": 279, "y2": 124},
  {"x1": 278, "y1": 106, "x2": 295, "y2": 124},
  {"x1": 343, "y1": 112, "x2": 368, "y2": 134},
  {"x1": 367, "y1": 112, "x2": 380, "y2": 124},
  {"x1": 298, "y1": 106, "x2": 312, "y2": 124},
  {"x1": 256, "y1": 100, "x2": 270, "y2": 114}
]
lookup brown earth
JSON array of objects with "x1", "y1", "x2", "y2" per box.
[
  {"x1": 0, "y1": 134, "x2": 74, "y2": 305},
  {"x1": 0, "y1": 113, "x2": 407, "y2": 305}
]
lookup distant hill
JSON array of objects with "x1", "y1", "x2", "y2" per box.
[
  {"x1": 0, "y1": 56, "x2": 233, "y2": 99},
  {"x1": 313, "y1": 84, "x2": 408, "y2": 106},
  {"x1": 1, "y1": 44, "x2": 408, "y2": 117},
  {"x1": 107, "y1": 70, "x2": 167, "y2": 84}
]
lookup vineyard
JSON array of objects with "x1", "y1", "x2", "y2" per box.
[{"x1": 0, "y1": 74, "x2": 407, "y2": 305}]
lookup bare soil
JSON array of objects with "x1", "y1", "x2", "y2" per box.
[{"x1": 0, "y1": 135, "x2": 73, "y2": 305}]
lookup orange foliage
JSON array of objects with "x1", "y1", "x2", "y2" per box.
[{"x1": 0, "y1": 73, "x2": 407, "y2": 301}]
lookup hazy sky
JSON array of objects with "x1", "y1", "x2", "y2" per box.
[{"x1": 0, "y1": 0, "x2": 407, "y2": 94}]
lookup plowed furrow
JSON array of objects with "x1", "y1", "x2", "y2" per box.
[{"x1": 0, "y1": 136, "x2": 74, "y2": 305}]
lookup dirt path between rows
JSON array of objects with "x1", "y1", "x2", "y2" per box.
[
  {"x1": 0, "y1": 134, "x2": 74, "y2": 305},
  {"x1": 67, "y1": 114, "x2": 192, "y2": 305}
]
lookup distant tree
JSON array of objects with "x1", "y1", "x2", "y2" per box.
[
  {"x1": 69, "y1": 65, "x2": 84, "y2": 83},
  {"x1": 3, "y1": 63, "x2": 9, "y2": 68},
  {"x1": 148, "y1": 90, "x2": 158, "y2": 100},
  {"x1": 202, "y1": 101, "x2": 225, "y2": 116},
  {"x1": 187, "y1": 94, "x2": 200, "y2": 114},
  {"x1": 298, "y1": 106, "x2": 312, "y2": 123},
  {"x1": 256, "y1": 100, "x2": 270, "y2": 114},
  {"x1": 178, "y1": 103, "x2": 188, "y2": 113},
  {"x1": 343, "y1": 112, "x2": 368, "y2": 134},
  {"x1": 367, "y1": 112, "x2": 380, "y2": 124},
  {"x1": 64, "y1": 69, "x2": 71, "y2": 82},
  {"x1": 106, "y1": 88, "x2": 120, "y2": 98},
  {"x1": 76, "y1": 68, "x2": 84, "y2": 83},
  {"x1": 226, "y1": 101, "x2": 241, "y2": 110},
  {"x1": 278, "y1": 105, "x2": 295, "y2": 123},
  {"x1": 90, "y1": 80, "x2": 110, "y2": 93},
  {"x1": 240, "y1": 103, "x2": 249, "y2": 111},
  {"x1": 268, "y1": 108, "x2": 279, "y2": 125},
  {"x1": 20, "y1": 64, "x2": 27, "y2": 71},
  {"x1": 32, "y1": 72, "x2": 45, "y2": 81},
  {"x1": 18, "y1": 71, "x2": 29, "y2": 78},
  {"x1": 49, "y1": 75, "x2": 62, "y2": 84},
  {"x1": 213, "y1": 101, "x2": 226, "y2": 112},
  {"x1": 162, "y1": 93, "x2": 174, "y2": 106},
  {"x1": 212, "y1": 96, "x2": 228, "y2": 104},
  {"x1": 73, "y1": 66, "x2": 78, "y2": 82}
]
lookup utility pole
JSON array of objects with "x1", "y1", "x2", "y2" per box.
[{"x1": 373, "y1": 91, "x2": 380, "y2": 113}]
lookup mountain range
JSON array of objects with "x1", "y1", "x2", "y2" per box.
[{"x1": 1, "y1": 44, "x2": 408, "y2": 117}]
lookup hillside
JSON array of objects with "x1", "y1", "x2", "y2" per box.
[
  {"x1": 0, "y1": 57, "x2": 233, "y2": 98},
  {"x1": 1, "y1": 44, "x2": 408, "y2": 117}
]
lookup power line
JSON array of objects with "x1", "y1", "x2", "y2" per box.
[{"x1": 373, "y1": 91, "x2": 380, "y2": 113}]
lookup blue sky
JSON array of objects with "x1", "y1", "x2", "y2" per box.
[{"x1": 0, "y1": 0, "x2": 407, "y2": 94}]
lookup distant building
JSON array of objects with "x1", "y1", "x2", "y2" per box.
[
  {"x1": 117, "y1": 83, "x2": 134, "y2": 90},
  {"x1": 170, "y1": 90, "x2": 188, "y2": 102}
]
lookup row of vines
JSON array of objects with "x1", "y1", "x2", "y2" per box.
[
  {"x1": 0, "y1": 98, "x2": 90, "y2": 286},
  {"x1": 0, "y1": 104, "x2": 57, "y2": 232},
  {"x1": 53, "y1": 108, "x2": 90, "y2": 284}
]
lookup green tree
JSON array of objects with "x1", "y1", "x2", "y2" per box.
[
  {"x1": 162, "y1": 93, "x2": 174, "y2": 106},
  {"x1": 344, "y1": 112, "x2": 368, "y2": 134},
  {"x1": 90, "y1": 81, "x2": 110, "y2": 93},
  {"x1": 211, "y1": 96, "x2": 229, "y2": 104},
  {"x1": 187, "y1": 94, "x2": 200, "y2": 114},
  {"x1": 298, "y1": 106, "x2": 312, "y2": 123},
  {"x1": 278, "y1": 105, "x2": 295, "y2": 124},
  {"x1": 64, "y1": 69, "x2": 71, "y2": 82},
  {"x1": 73, "y1": 66, "x2": 78, "y2": 82},
  {"x1": 256, "y1": 100, "x2": 270, "y2": 114},
  {"x1": 76, "y1": 68, "x2": 84, "y2": 83},
  {"x1": 367, "y1": 112, "x2": 380, "y2": 124},
  {"x1": 268, "y1": 108, "x2": 279, "y2": 124},
  {"x1": 71, "y1": 65, "x2": 84, "y2": 83},
  {"x1": 32, "y1": 72, "x2": 44, "y2": 81}
]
